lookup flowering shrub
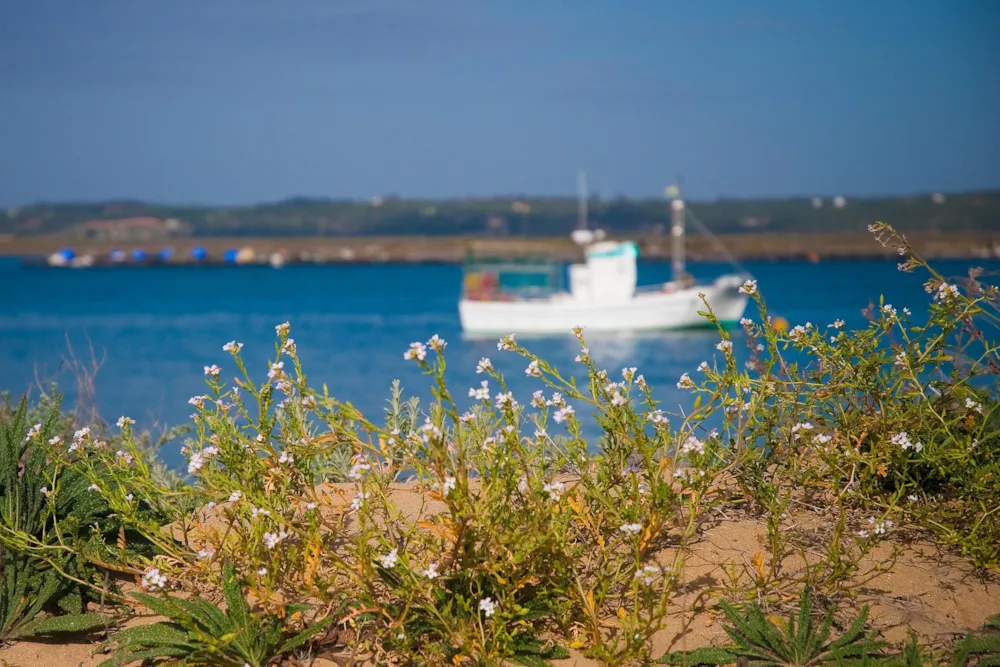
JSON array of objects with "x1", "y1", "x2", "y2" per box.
[{"x1": 0, "y1": 222, "x2": 995, "y2": 664}]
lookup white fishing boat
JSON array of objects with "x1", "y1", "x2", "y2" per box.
[{"x1": 458, "y1": 172, "x2": 751, "y2": 335}]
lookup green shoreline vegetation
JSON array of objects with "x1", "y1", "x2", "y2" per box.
[{"x1": 0, "y1": 223, "x2": 998, "y2": 665}]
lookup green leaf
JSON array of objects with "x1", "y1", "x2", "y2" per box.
[
  {"x1": 14, "y1": 613, "x2": 111, "y2": 639},
  {"x1": 657, "y1": 647, "x2": 739, "y2": 665}
]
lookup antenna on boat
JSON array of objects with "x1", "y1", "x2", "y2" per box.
[
  {"x1": 665, "y1": 183, "x2": 685, "y2": 282},
  {"x1": 572, "y1": 170, "x2": 595, "y2": 245}
]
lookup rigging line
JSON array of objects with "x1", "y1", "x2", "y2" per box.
[{"x1": 684, "y1": 208, "x2": 753, "y2": 277}]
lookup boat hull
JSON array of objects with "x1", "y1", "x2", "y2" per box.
[{"x1": 459, "y1": 276, "x2": 749, "y2": 335}]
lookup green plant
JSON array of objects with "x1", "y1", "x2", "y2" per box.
[
  {"x1": 99, "y1": 563, "x2": 336, "y2": 667},
  {"x1": 658, "y1": 585, "x2": 890, "y2": 666},
  {"x1": 0, "y1": 552, "x2": 110, "y2": 644},
  {"x1": 952, "y1": 614, "x2": 1000, "y2": 667}
]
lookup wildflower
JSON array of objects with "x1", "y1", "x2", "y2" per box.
[
  {"x1": 574, "y1": 347, "x2": 590, "y2": 362},
  {"x1": 546, "y1": 392, "x2": 565, "y2": 407},
  {"x1": 740, "y1": 317, "x2": 753, "y2": 327},
  {"x1": 348, "y1": 460, "x2": 371, "y2": 481},
  {"x1": 534, "y1": 428, "x2": 547, "y2": 439},
  {"x1": 306, "y1": 502, "x2": 317, "y2": 510},
  {"x1": 222, "y1": 340, "x2": 243, "y2": 353},
  {"x1": 126, "y1": 493, "x2": 134, "y2": 501},
  {"x1": 116, "y1": 450, "x2": 133, "y2": 464},
  {"x1": 275, "y1": 380, "x2": 293, "y2": 395},
  {"x1": 476, "y1": 357, "x2": 492, "y2": 374},
  {"x1": 716, "y1": 340, "x2": 733, "y2": 353},
  {"x1": 442, "y1": 476, "x2": 457, "y2": 495},
  {"x1": 268, "y1": 361, "x2": 285, "y2": 379},
  {"x1": 525, "y1": 360, "x2": 542, "y2": 377},
  {"x1": 882, "y1": 304, "x2": 898, "y2": 319},
  {"x1": 263, "y1": 531, "x2": 288, "y2": 550},
  {"x1": 830, "y1": 319, "x2": 845, "y2": 329},
  {"x1": 680, "y1": 435, "x2": 704, "y2": 455},
  {"x1": 965, "y1": 397, "x2": 983, "y2": 414},
  {"x1": 650, "y1": 410, "x2": 668, "y2": 425},
  {"x1": 788, "y1": 324, "x2": 811, "y2": 340},
  {"x1": 351, "y1": 491, "x2": 371, "y2": 510},
  {"x1": 553, "y1": 405, "x2": 575, "y2": 423},
  {"x1": 634, "y1": 374, "x2": 647, "y2": 389},
  {"x1": 495, "y1": 391, "x2": 517, "y2": 409},
  {"x1": 530, "y1": 389, "x2": 546, "y2": 408},
  {"x1": 281, "y1": 338, "x2": 296, "y2": 355},
  {"x1": 258, "y1": 568, "x2": 267, "y2": 576},
  {"x1": 907, "y1": 494, "x2": 918, "y2": 502},
  {"x1": 622, "y1": 367, "x2": 638, "y2": 382},
  {"x1": 497, "y1": 334, "x2": 516, "y2": 351},
  {"x1": 478, "y1": 597, "x2": 497, "y2": 617},
  {"x1": 25, "y1": 423, "x2": 42, "y2": 441},
  {"x1": 791, "y1": 422, "x2": 814, "y2": 439},
  {"x1": 935, "y1": 283, "x2": 960, "y2": 302},
  {"x1": 278, "y1": 451, "x2": 294, "y2": 465},
  {"x1": 251, "y1": 507, "x2": 270, "y2": 518},
  {"x1": 572, "y1": 326, "x2": 585, "y2": 341},
  {"x1": 48, "y1": 435, "x2": 62, "y2": 446},
  {"x1": 301, "y1": 395, "x2": 316, "y2": 410},
  {"x1": 229, "y1": 491, "x2": 242, "y2": 502},
  {"x1": 610, "y1": 391, "x2": 627, "y2": 407},
  {"x1": 468, "y1": 380, "x2": 490, "y2": 401},
  {"x1": 73, "y1": 426, "x2": 90, "y2": 441},
  {"x1": 427, "y1": 334, "x2": 447, "y2": 352},
  {"x1": 379, "y1": 548, "x2": 399, "y2": 569},
  {"x1": 739, "y1": 279, "x2": 757, "y2": 295},
  {"x1": 891, "y1": 431, "x2": 923, "y2": 453},
  {"x1": 275, "y1": 321, "x2": 291, "y2": 336},
  {"x1": 204, "y1": 365, "x2": 221, "y2": 377},
  {"x1": 188, "y1": 395, "x2": 207, "y2": 408},
  {"x1": 635, "y1": 565, "x2": 660, "y2": 585},
  {"x1": 197, "y1": 549, "x2": 214, "y2": 560},
  {"x1": 88, "y1": 484, "x2": 100, "y2": 492},
  {"x1": 894, "y1": 352, "x2": 907, "y2": 368},
  {"x1": 116, "y1": 416, "x2": 135, "y2": 428},
  {"x1": 619, "y1": 523, "x2": 643, "y2": 535},
  {"x1": 141, "y1": 568, "x2": 167, "y2": 591},
  {"x1": 188, "y1": 452, "x2": 206, "y2": 474},
  {"x1": 518, "y1": 477, "x2": 529, "y2": 493},
  {"x1": 677, "y1": 373, "x2": 694, "y2": 389},
  {"x1": 423, "y1": 562, "x2": 439, "y2": 579},
  {"x1": 902, "y1": 307, "x2": 911, "y2": 316},
  {"x1": 40, "y1": 486, "x2": 50, "y2": 496},
  {"x1": 542, "y1": 481, "x2": 565, "y2": 501},
  {"x1": 813, "y1": 433, "x2": 832, "y2": 445}
]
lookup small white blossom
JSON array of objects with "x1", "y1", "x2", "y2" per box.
[
  {"x1": 25, "y1": 423, "x2": 42, "y2": 441},
  {"x1": 553, "y1": 405, "x2": 575, "y2": 423},
  {"x1": 813, "y1": 433, "x2": 832, "y2": 445},
  {"x1": 542, "y1": 481, "x2": 565, "y2": 501},
  {"x1": 278, "y1": 451, "x2": 294, "y2": 465},
  {"x1": 427, "y1": 334, "x2": 447, "y2": 352},
  {"x1": 891, "y1": 431, "x2": 923, "y2": 453},
  {"x1": 268, "y1": 361, "x2": 285, "y2": 380},
  {"x1": 281, "y1": 338, "x2": 296, "y2": 355},
  {"x1": 650, "y1": 410, "x2": 668, "y2": 425},
  {"x1": 116, "y1": 416, "x2": 135, "y2": 428},
  {"x1": 574, "y1": 347, "x2": 590, "y2": 363},
  {"x1": 965, "y1": 397, "x2": 983, "y2": 414},
  {"x1": 716, "y1": 340, "x2": 733, "y2": 353},
  {"x1": 442, "y1": 476, "x2": 457, "y2": 495},
  {"x1": 740, "y1": 317, "x2": 753, "y2": 327},
  {"x1": 141, "y1": 568, "x2": 167, "y2": 591},
  {"x1": 222, "y1": 340, "x2": 243, "y2": 353},
  {"x1": 635, "y1": 565, "x2": 661, "y2": 585},
  {"x1": 464, "y1": 379, "x2": 489, "y2": 401},
  {"x1": 907, "y1": 494, "x2": 918, "y2": 502},
  {"x1": 258, "y1": 567, "x2": 267, "y2": 576},
  {"x1": 204, "y1": 364, "x2": 221, "y2": 377},
  {"x1": 379, "y1": 548, "x2": 399, "y2": 569},
  {"x1": 497, "y1": 334, "x2": 516, "y2": 351},
  {"x1": 88, "y1": 483, "x2": 100, "y2": 492},
  {"x1": 830, "y1": 319, "x2": 845, "y2": 329},
  {"x1": 525, "y1": 359, "x2": 542, "y2": 377},
  {"x1": 422, "y1": 562, "x2": 439, "y2": 579},
  {"x1": 478, "y1": 597, "x2": 497, "y2": 617},
  {"x1": 350, "y1": 492, "x2": 369, "y2": 510},
  {"x1": 619, "y1": 523, "x2": 643, "y2": 535},
  {"x1": 275, "y1": 321, "x2": 291, "y2": 336},
  {"x1": 48, "y1": 435, "x2": 62, "y2": 446},
  {"x1": 495, "y1": 391, "x2": 517, "y2": 409},
  {"x1": 677, "y1": 373, "x2": 694, "y2": 389},
  {"x1": 476, "y1": 357, "x2": 492, "y2": 374},
  {"x1": 403, "y1": 341, "x2": 427, "y2": 361},
  {"x1": 251, "y1": 506, "x2": 271, "y2": 518},
  {"x1": 348, "y1": 460, "x2": 371, "y2": 481},
  {"x1": 610, "y1": 391, "x2": 627, "y2": 407},
  {"x1": 229, "y1": 491, "x2": 242, "y2": 502},
  {"x1": 739, "y1": 279, "x2": 757, "y2": 295},
  {"x1": 680, "y1": 435, "x2": 705, "y2": 455},
  {"x1": 935, "y1": 283, "x2": 960, "y2": 302},
  {"x1": 263, "y1": 531, "x2": 288, "y2": 549},
  {"x1": 634, "y1": 374, "x2": 647, "y2": 388},
  {"x1": 188, "y1": 395, "x2": 207, "y2": 408},
  {"x1": 197, "y1": 549, "x2": 214, "y2": 560}
]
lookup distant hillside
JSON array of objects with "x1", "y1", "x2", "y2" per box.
[{"x1": 2, "y1": 191, "x2": 998, "y2": 240}]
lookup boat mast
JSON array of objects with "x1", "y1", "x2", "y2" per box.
[
  {"x1": 577, "y1": 169, "x2": 588, "y2": 230},
  {"x1": 669, "y1": 185, "x2": 685, "y2": 282}
]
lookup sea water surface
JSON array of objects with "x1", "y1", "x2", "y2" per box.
[{"x1": 1, "y1": 257, "x2": 996, "y2": 467}]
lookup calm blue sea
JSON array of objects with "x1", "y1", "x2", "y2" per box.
[{"x1": 1, "y1": 257, "x2": 996, "y2": 467}]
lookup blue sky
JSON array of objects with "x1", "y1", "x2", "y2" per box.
[{"x1": 0, "y1": 0, "x2": 997, "y2": 204}]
